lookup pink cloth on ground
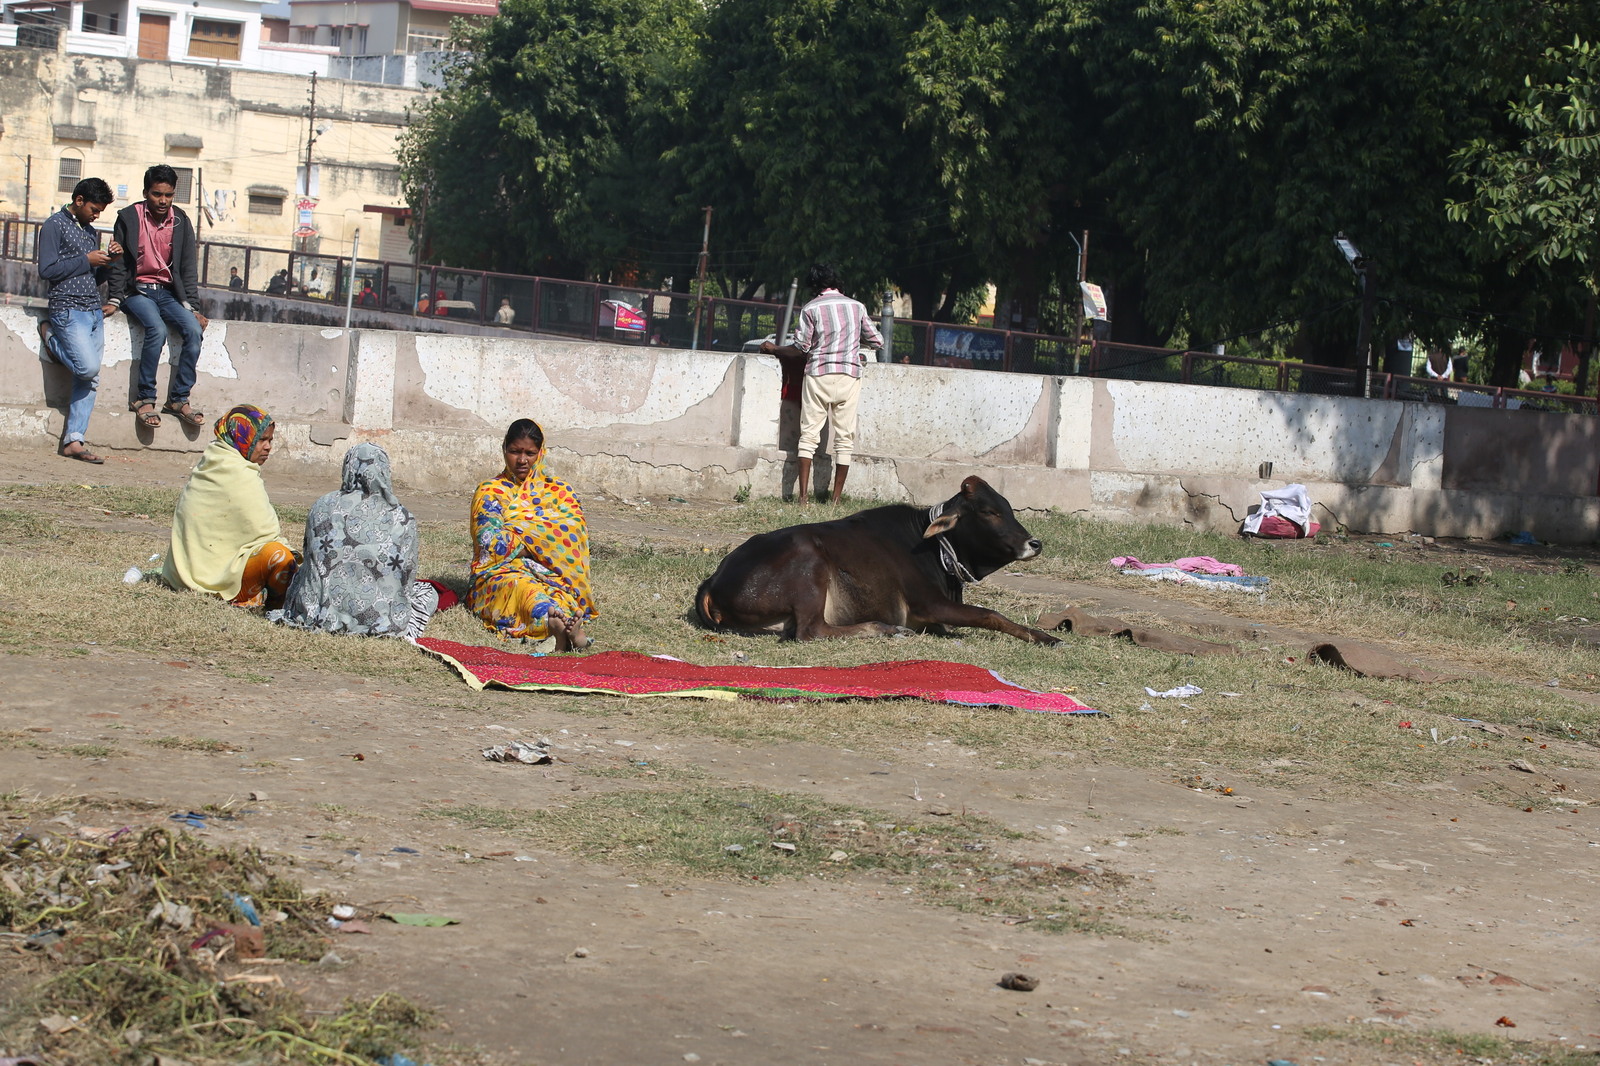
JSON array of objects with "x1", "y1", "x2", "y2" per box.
[
  {"x1": 1109, "y1": 556, "x2": 1245, "y2": 576},
  {"x1": 1253, "y1": 516, "x2": 1321, "y2": 539}
]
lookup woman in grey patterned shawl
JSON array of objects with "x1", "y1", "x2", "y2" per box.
[{"x1": 280, "y1": 443, "x2": 437, "y2": 637}]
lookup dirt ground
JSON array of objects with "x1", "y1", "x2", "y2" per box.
[{"x1": 3, "y1": 447, "x2": 1598, "y2": 1066}]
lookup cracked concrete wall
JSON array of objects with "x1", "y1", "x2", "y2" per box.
[
  {"x1": 1, "y1": 314, "x2": 1595, "y2": 541},
  {"x1": 0, "y1": 306, "x2": 350, "y2": 457}
]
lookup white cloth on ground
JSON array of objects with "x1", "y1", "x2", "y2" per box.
[{"x1": 1241, "y1": 484, "x2": 1314, "y2": 537}]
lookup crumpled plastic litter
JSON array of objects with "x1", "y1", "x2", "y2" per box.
[
  {"x1": 481, "y1": 739, "x2": 552, "y2": 765},
  {"x1": 1144, "y1": 684, "x2": 1204, "y2": 699}
]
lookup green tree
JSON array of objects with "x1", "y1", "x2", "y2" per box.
[
  {"x1": 1450, "y1": 41, "x2": 1600, "y2": 277},
  {"x1": 398, "y1": 0, "x2": 702, "y2": 277},
  {"x1": 906, "y1": 0, "x2": 1099, "y2": 332},
  {"x1": 670, "y1": 0, "x2": 977, "y2": 320},
  {"x1": 1449, "y1": 37, "x2": 1600, "y2": 388}
]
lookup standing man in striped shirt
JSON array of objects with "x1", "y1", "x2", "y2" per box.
[
  {"x1": 761, "y1": 263, "x2": 883, "y2": 504},
  {"x1": 38, "y1": 177, "x2": 119, "y2": 463}
]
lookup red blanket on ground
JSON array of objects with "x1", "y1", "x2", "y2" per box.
[{"x1": 417, "y1": 638, "x2": 1096, "y2": 714}]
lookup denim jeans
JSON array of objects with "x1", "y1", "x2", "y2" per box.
[
  {"x1": 46, "y1": 307, "x2": 103, "y2": 445},
  {"x1": 123, "y1": 285, "x2": 203, "y2": 405}
]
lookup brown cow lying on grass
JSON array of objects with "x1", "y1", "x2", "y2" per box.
[{"x1": 694, "y1": 475, "x2": 1060, "y2": 644}]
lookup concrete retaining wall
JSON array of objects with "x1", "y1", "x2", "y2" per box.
[{"x1": 2, "y1": 312, "x2": 1594, "y2": 542}]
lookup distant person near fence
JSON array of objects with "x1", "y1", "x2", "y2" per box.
[{"x1": 762, "y1": 262, "x2": 883, "y2": 504}]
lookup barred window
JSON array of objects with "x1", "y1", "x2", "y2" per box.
[
  {"x1": 171, "y1": 166, "x2": 194, "y2": 204},
  {"x1": 57, "y1": 155, "x2": 81, "y2": 194},
  {"x1": 248, "y1": 194, "x2": 283, "y2": 216}
]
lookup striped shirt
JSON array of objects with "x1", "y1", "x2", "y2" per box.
[
  {"x1": 38, "y1": 205, "x2": 104, "y2": 312},
  {"x1": 793, "y1": 289, "x2": 884, "y2": 378}
]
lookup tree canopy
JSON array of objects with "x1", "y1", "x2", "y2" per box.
[{"x1": 399, "y1": 0, "x2": 1600, "y2": 378}]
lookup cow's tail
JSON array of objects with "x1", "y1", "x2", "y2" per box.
[{"x1": 694, "y1": 578, "x2": 724, "y2": 629}]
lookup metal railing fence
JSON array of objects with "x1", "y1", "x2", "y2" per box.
[{"x1": 3, "y1": 218, "x2": 1595, "y2": 415}]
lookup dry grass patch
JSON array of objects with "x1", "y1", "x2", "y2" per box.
[
  {"x1": 2, "y1": 482, "x2": 1597, "y2": 801},
  {"x1": 1300, "y1": 1025, "x2": 1594, "y2": 1065},
  {"x1": 0, "y1": 795, "x2": 451, "y2": 1065},
  {"x1": 424, "y1": 786, "x2": 1132, "y2": 935},
  {"x1": 148, "y1": 735, "x2": 236, "y2": 753}
]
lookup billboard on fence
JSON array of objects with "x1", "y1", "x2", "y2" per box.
[
  {"x1": 932, "y1": 326, "x2": 1006, "y2": 366},
  {"x1": 1080, "y1": 281, "x2": 1108, "y2": 321}
]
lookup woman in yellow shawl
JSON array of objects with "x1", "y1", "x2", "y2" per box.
[
  {"x1": 467, "y1": 418, "x2": 597, "y2": 650},
  {"x1": 161, "y1": 404, "x2": 297, "y2": 608}
]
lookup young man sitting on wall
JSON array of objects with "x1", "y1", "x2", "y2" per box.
[{"x1": 105, "y1": 163, "x2": 210, "y2": 431}]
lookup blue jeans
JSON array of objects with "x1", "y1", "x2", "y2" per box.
[
  {"x1": 45, "y1": 308, "x2": 103, "y2": 445},
  {"x1": 123, "y1": 286, "x2": 203, "y2": 405}
]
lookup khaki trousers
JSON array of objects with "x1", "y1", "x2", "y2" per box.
[{"x1": 797, "y1": 373, "x2": 862, "y2": 465}]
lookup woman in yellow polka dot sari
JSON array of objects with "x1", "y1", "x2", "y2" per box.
[{"x1": 466, "y1": 419, "x2": 597, "y2": 650}]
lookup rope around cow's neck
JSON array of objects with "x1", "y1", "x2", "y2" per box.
[{"x1": 927, "y1": 503, "x2": 978, "y2": 585}]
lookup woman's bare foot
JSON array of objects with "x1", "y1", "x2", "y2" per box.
[
  {"x1": 547, "y1": 612, "x2": 573, "y2": 652},
  {"x1": 567, "y1": 621, "x2": 593, "y2": 651}
]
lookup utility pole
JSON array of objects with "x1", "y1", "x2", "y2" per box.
[
  {"x1": 303, "y1": 72, "x2": 318, "y2": 200},
  {"x1": 690, "y1": 205, "x2": 711, "y2": 351},
  {"x1": 23, "y1": 154, "x2": 31, "y2": 225},
  {"x1": 298, "y1": 72, "x2": 318, "y2": 290}
]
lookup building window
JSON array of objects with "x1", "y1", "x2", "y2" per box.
[
  {"x1": 405, "y1": 31, "x2": 448, "y2": 53},
  {"x1": 188, "y1": 18, "x2": 242, "y2": 60},
  {"x1": 171, "y1": 166, "x2": 194, "y2": 204},
  {"x1": 57, "y1": 155, "x2": 81, "y2": 194},
  {"x1": 248, "y1": 194, "x2": 283, "y2": 215}
]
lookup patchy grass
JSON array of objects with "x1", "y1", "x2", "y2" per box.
[
  {"x1": 149, "y1": 735, "x2": 237, "y2": 753},
  {"x1": 0, "y1": 795, "x2": 448, "y2": 1065},
  {"x1": 423, "y1": 786, "x2": 1130, "y2": 935},
  {"x1": 1301, "y1": 1025, "x2": 1594, "y2": 1065},
  {"x1": 573, "y1": 761, "x2": 709, "y2": 782},
  {"x1": 1, "y1": 481, "x2": 1596, "y2": 798},
  {"x1": 61, "y1": 743, "x2": 119, "y2": 759}
]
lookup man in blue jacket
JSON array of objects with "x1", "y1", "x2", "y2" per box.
[
  {"x1": 38, "y1": 177, "x2": 117, "y2": 463},
  {"x1": 105, "y1": 164, "x2": 210, "y2": 430}
]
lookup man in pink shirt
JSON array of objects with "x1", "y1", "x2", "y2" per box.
[{"x1": 106, "y1": 164, "x2": 209, "y2": 430}]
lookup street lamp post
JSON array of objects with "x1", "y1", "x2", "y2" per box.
[{"x1": 1335, "y1": 233, "x2": 1378, "y2": 397}]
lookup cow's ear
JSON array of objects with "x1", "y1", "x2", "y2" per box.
[{"x1": 922, "y1": 512, "x2": 958, "y2": 539}]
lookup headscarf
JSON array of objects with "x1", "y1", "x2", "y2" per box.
[
  {"x1": 161, "y1": 431, "x2": 282, "y2": 601},
  {"x1": 215, "y1": 404, "x2": 273, "y2": 459},
  {"x1": 279, "y1": 443, "x2": 420, "y2": 637},
  {"x1": 339, "y1": 440, "x2": 401, "y2": 507}
]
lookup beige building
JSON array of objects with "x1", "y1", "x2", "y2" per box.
[{"x1": 0, "y1": 43, "x2": 420, "y2": 259}]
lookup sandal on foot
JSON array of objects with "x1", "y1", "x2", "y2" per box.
[
  {"x1": 60, "y1": 444, "x2": 104, "y2": 464},
  {"x1": 162, "y1": 401, "x2": 206, "y2": 428},
  {"x1": 130, "y1": 400, "x2": 161, "y2": 428}
]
